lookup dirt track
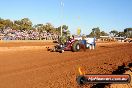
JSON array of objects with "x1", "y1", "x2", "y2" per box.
[{"x1": 0, "y1": 41, "x2": 132, "y2": 88}]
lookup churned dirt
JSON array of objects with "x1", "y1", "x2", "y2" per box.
[{"x1": 0, "y1": 41, "x2": 131, "y2": 88}]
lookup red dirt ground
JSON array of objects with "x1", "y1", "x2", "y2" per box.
[{"x1": 0, "y1": 41, "x2": 131, "y2": 88}]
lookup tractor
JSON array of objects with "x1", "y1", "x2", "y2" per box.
[
  {"x1": 50, "y1": 38, "x2": 82, "y2": 53},
  {"x1": 48, "y1": 36, "x2": 96, "y2": 53}
]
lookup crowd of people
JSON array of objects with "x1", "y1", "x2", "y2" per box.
[{"x1": 0, "y1": 27, "x2": 59, "y2": 40}]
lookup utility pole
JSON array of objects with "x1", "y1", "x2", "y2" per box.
[{"x1": 60, "y1": 0, "x2": 64, "y2": 37}]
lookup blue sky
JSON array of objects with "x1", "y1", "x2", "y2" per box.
[{"x1": 0, "y1": 0, "x2": 132, "y2": 34}]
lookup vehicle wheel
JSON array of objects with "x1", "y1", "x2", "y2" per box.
[
  {"x1": 72, "y1": 41, "x2": 80, "y2": 52},
  {"x1": 59, "y1": 50, "x2": 64, "y2": 53},
  {"x1": 129, "y1": 40, "x2": 132, "y2": 43}
]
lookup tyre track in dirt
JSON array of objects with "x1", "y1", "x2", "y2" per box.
[
  {"x1": 0, "y1": 43, "x2": 130, "y2": 77},
  {"x1": 0, "y1": 43, "x2": 131, "y2": 88}
]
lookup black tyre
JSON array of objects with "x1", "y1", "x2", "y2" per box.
[
  {"x1": 50, "y1": 48, "x2": 56, "y2": 52},
  {"x1": 129, "y1": 40, "x2": 132, "y2": 43},
  {"x1": 72, "y1": 41, "x2": 80, "y2": 52},
  {"x1": 59, "y1": 50, "x2": 64, "y2": 53}
]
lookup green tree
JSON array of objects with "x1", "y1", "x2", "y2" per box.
[
  {"x1": 62, "y1": 25, "x2": 68, "y2": 30},
  {"x1": 100, "y1": 31, "x2": 108, "y2": 36},
  {"x1": 109, "y1": 30, "x2": 118, "y2": 36},
  {"x1": 12, "y1": 24, "x2": 20, "y2": 30},
  {"x1": 0, "y1": 18, "x2": 13, "y2": 29},
  {"x1": 116, "y1": 32, "x2": 125, "y2": 37},
  {"x1": 45, "y1": 23, "x2": 54, "y2": 33},
  {"x1": 0, "y1": 18, "x2": 5, "y2": 30},
  {"x1": 124, "y1": 28, "x2": 132, "y2": 38},
  {"x1": 62, "y1": 25, "x2": 70, "y2": 36},
  {"x1": 57, "y1": 25, "x2": 70, "y2": 44},
  {"x1": 20, "y1": 18, "x2": 32, "y2": 30},
  {"x1": 13, "y1": 18, "x2": 32, "y2": 30},
  {"x1": 89, "y1": 27, "x2": 101, "y2": 38},
  {"x1": 57, "y1": 25, "x2": 70, "y2": 36},
  {"x1": 54, "y1": 27, "x2": 61, "y2": 35},
  {"x1": 34, "y1": 24, "x2": 46, "y2": 32},
  {"x1": 4, "y1": 19, "x2": 13, "y2": 28}
]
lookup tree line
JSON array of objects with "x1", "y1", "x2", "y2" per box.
[
  {"x1": 0, "y1": 17, "x2": 132, "y2": 38},
  {"x1": 87, "y1": 27, "x2": 132, "y2": 38},
  {"x1": 0, "y1": 18, "x2": 69, "y2": 35}
]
